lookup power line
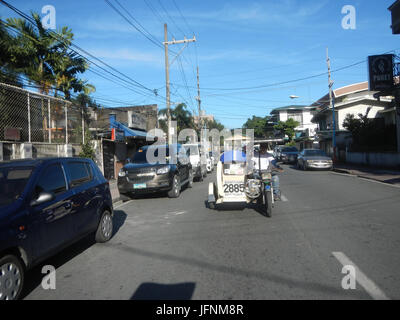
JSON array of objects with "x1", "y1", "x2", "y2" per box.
[
  {"x1": 0, "y1": 0, "x2": 157, "y2": 97},
  {"x1": 104, "y1": 0, "x2": 164, "y2": 51}
]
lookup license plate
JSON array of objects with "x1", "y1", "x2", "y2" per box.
[
  {"x1": 223, "y1": 183, "x2": 245, "y2": 194},
  {"x1": 134, "y1": 183, "x2": 147, "y2": 189}
]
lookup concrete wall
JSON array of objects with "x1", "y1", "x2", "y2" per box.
[
  {"x1": 0, "y1": 142, "x2": 83, "y2": 161},
  {"x1": 346, "y1": 151, "x2": 400, "y2": 169}
]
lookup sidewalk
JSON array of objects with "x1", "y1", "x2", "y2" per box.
[{"x1": 333, "y1": 163, "x2": 400, "y2": 186}]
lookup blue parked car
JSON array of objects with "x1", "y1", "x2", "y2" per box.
[{"x1": 0, "y1": 158, "x2": 113, "y2": 300}]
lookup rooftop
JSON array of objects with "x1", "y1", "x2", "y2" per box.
[{"x1": 270, "y1": 105, "x2": 313, "y2": 114}]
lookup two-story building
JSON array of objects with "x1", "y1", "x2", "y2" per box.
[
  {"x1": 311, "y1": 81, "x2": 393, "y2": 159},
  {"x1": 270, "y1": 105, "x2": 319, "y2": 149}
]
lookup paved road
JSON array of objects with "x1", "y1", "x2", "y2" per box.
[{"x1": 23, "y1": 165, "x2": 400, "y2": 300}]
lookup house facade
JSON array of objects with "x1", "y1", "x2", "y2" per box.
[
  {"x1": 311, "y1": 81, "x2": 394, "y2": 159},
  {"x1": 270, "y1": 105, "x2": 318, "y2": 149}
]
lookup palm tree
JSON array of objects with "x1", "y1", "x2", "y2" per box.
[
  {"x1": 6, "y1": 12, "x2": 73, "y2": 94},
  {"x1": 53, "y1": 51, "x2": 95, "y2": 100},
  {"x1": 0, "y1": 18, "x2": 22, "y2": 86},
  {"x1": 159, "y1": 103, "x2": 195, "y2": 133}
]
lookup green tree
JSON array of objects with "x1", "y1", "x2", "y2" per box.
[
  {"x1": 204, "y1": 118, "x2": 224, "y2": 131},
  {"x1": 159, "y1": 103, "x2": 195, "y2": 133},
  {"x1": 5, "y1": 12, "x2": 74, "y2": 94},
  {"x1": 243, "y1": 115, "x2": 275, "y2": 138},
  {"x1": 274, "y1": 118, "x2": 300, "y2": 143},
  {"x1": 0, "y1": 18, "x2": 22, "y2": 86}
]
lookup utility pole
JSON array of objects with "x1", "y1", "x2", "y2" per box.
[
  {"x1": 196, "y1": 66, "x2": 202, "y2": 131},
  {"x1": 326, "y1": 48, "x2": 337, "y2": 163},
  {"x1": 163, "y1": 23, "x2": 196, "y2": 145},
  {"x1": 164, "y1": 24, "x2": 171, "y2": 145}
]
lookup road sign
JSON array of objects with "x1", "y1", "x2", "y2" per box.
[{"x1": 368, "y1": 54, "x2": 394, "y2": 91}]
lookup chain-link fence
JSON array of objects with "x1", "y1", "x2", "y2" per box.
[{"x1": 0, "y1": 82, "x2": 86, "y2": 144}]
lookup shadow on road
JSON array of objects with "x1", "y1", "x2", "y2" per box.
[
  {"x1": 131, "y1": 282, "x2": 196, "y2": 300},
  {"x1": 21, "y1": 209, "x2": 127, "y2": 299},
  {"x1": 110, "y1": 243, "x2": 364, "y2": 298}
]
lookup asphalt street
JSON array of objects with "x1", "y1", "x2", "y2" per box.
[{"x1": 23, "y1": 165, "x2": 400, "y2": 300}]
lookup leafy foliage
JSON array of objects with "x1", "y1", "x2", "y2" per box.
[
  {"x1": 243, "y1": 116, "x2": 274, "y2": 138},
  {"x1": 342, "y1": 110, "x2": 396, "y2": 152},
  {"x1": 274, "y1": 118, "x2": 300, "y2": 142},
  {"x1": 2, "y1": 12, "x2": 94, "y2": 98}
]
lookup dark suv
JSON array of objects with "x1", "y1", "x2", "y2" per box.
[
  {"x1": 118, "y1": 144, "x2": 193, "y2": 199},
  {"x1": 280, "y1": 146, "x2": 299, "y2": 164},
  {"x1": 0, "y1": 158, "x2": 113, "y2": 300}
]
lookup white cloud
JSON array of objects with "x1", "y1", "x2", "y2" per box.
[{"x1": 89, "y1": 48, "x2": 163, "y2": 65}]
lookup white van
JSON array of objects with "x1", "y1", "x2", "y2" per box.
[{"x1": 184, "y1": 143, "x2": 207, "y2": 181}]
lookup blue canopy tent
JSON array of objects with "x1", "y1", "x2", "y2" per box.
[
  {"x1": 109, "y1": 113, "x2": 155, "y2": 141},
  {"x1": 220, "y1": 150, "x2": 247, "y2": 163}
]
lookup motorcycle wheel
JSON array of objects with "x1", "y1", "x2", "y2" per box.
[
  {"x1": 264, "y1": 190, "x2": 273, "y2": 217},
  {"x1": 258, "y1": 189, "x2": 272, "y2": 217}
]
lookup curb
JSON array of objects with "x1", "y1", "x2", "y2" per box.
[{"x1": 333, "y1": 168, "x2": 400, "y2": 187}]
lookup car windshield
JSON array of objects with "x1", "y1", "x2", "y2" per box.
[
  {"x1": 0, "y1": 166, "x2": 33, "y2": 207},
  {"x1": 132, "y1": 147, "x2": 171, "y2": 163},
  {"x1": 282, "y1": 147, "x2": 298, "y2": 152},
  {"x1": 304, "y1": 150, "x2": 327, "y2": 157},
  {"x1": 185, "y1": 145, "x2": 199, "y2": 156}
]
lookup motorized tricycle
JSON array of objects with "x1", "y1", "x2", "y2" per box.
[{"x1": 207, "y1": 150, "x2": 274, "y2": 217}]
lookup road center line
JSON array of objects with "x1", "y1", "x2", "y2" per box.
[{"x1": 332, "y1": 251, "x2": 390, "y2": 300}]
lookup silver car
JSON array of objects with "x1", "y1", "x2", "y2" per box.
[{"x1": 297, "y1": 149, "x2": 333, "y2": 170}]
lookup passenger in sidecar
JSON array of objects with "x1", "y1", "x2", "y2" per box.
[{"x1": 208, "y1": 150, "x2": 251, "y2": 209}]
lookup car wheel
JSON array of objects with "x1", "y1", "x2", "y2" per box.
[
  {"x1": 187, "y1": 170, "x2": 193, "y2": 188},
  {"x1": 95, "y1": 210, "x2": 113, "y2": 243},
  {"x1": 303, "y1": 163, "x2": 307, "y2": 171},
  {"x1": 0, "y1": 255, "x2": 25, "y2": 300},
  {"x1": 168, "y1": 175, "x2": 181, "y2": 198}
]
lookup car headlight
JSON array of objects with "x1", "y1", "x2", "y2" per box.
[
  {"x1": 307, "y1": 160, "x2": 315, "y2": 163},
  {"x1": 157, "y1": 166, "x2": 170, "y2": 175},
  {"x1": 118, "y1": 169, "x2": 126, "y2": 177}
]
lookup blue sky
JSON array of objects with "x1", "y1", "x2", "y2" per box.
[{"x1": 1, "y1": 0, "x2": 398, "y2": 128}]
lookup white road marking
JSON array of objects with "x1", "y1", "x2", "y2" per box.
[
  {"x1": 114, "y1": 200, "x2": 133, "y2": 210},
  {"x1": 332, "y1": 251, "x2": 390, "y2": 300},
  {"x1": 281, "y1": 194, "x2": 288, "y2": 202},
  {"x1": 173, "y1": 211, "x2": 186, "y2": 215}
]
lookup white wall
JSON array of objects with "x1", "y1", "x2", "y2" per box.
[
  {"x1": 338, "y1": 103, "x2": 385, "y2": 130},
  {"x1": 279, "y1": 111, "x2": 288, "y2": 122}
]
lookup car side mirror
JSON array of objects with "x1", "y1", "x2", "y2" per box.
[{"x1": 30, "y1": 192, "x2": 55, "y2": 207}]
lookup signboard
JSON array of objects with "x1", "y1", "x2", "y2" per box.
[
  {"x1": 128, "y1": 111, "x2": 147, "y2": 131},
  {"x1": 368, "y1": 54, "x2": 394, "y2": 91},
  {"x1": 4, "y1": 127, "x2": 21, "y2": 141}
]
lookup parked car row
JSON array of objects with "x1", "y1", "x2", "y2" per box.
[
  {"x1": 0, "y1": 143, "x2": 216, "y2": 300},
  {"x1": 118, "y1": 143, "x2": 213, "y2": 201},
  {"x1": 273, "y1": 145, "x2": 333, "y2": 170},
  {"x1": 0, "y1": 158, "x2": 113, "y2": 300}
]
